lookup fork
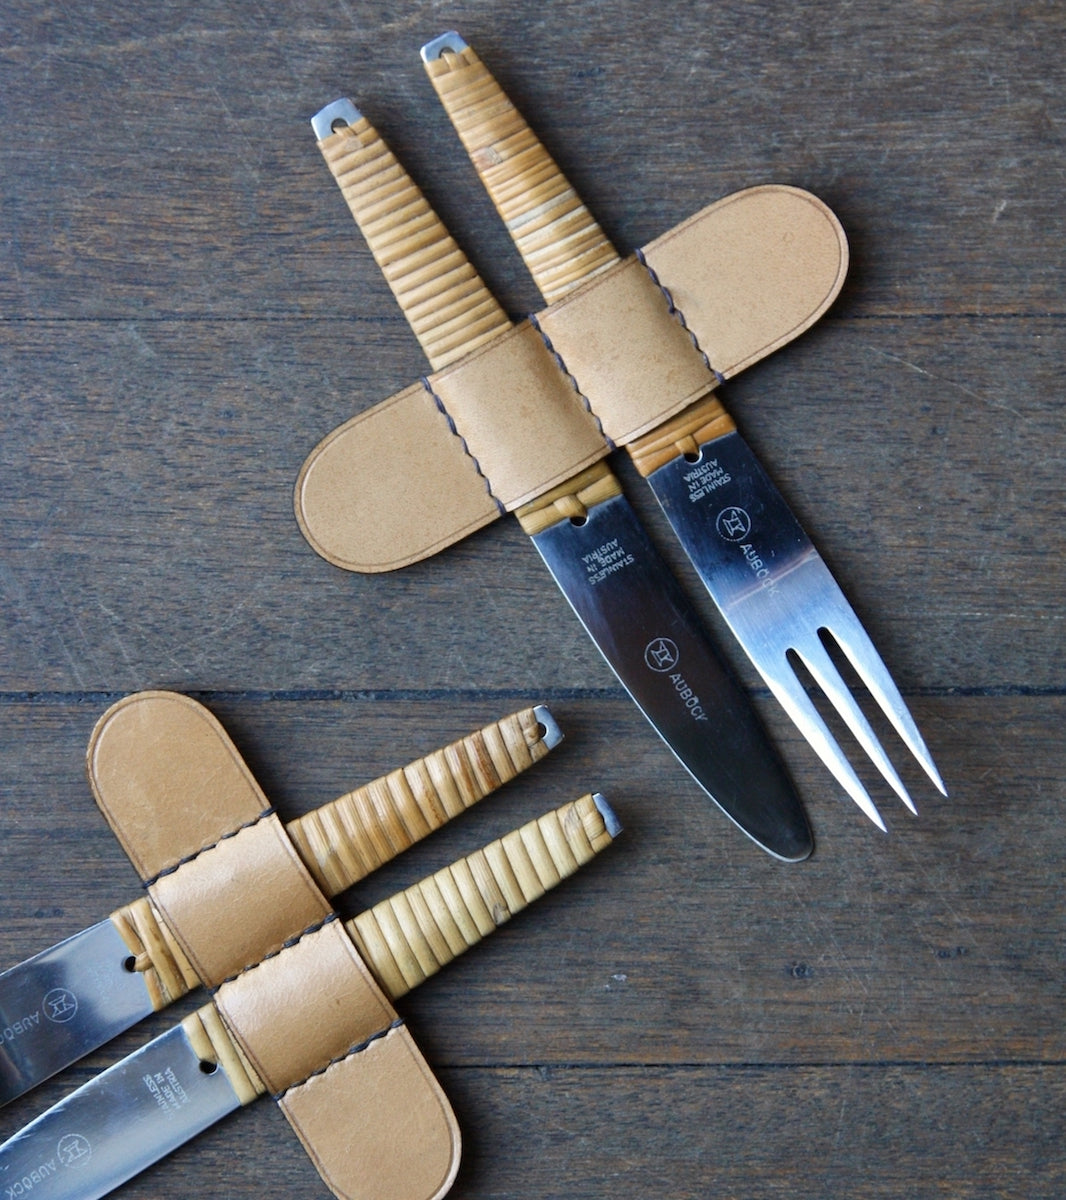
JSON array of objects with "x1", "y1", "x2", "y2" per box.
[{"x1": 421, "y1": 32, "x2": 947, "y2": 828}]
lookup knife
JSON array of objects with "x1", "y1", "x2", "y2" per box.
[
  {"x1": 0, "y1": 793, "x2": 620, "y2": 1200},
  {"x1": 309, "y1": 99, "x2": 812, "y2": 863},
  {"x1": 421, "y1": 33, "x2": 947, "y2": 825},
  {"x1": 0, "y1": 701, "x2": 560, "y2": 1106}
]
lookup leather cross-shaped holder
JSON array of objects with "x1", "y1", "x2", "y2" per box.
[
  {"x1": 295, "y1": 113, "x2": 847, "y2": 574},
  {"x1": 86, "y1": 691, "x2": 619, "y2": 1200}
]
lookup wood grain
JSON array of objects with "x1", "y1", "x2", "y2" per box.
[{"x1": 0, "y1": 1, "x2": 1062, "y2": 1198}]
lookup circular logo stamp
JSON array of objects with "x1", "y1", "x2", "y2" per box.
[
  {"x1": 57, "y1": 1133, "x2": 92, "y2": 1168},
  {"x1": 42, "y1": 987, "x2": 79, "y2": 1023},
  {"x1": 644, "y1": 637, "x2": 680, "y2": 672},
  {"x1": 715, "y1": 506, "x2": 751, "y2": 542}
]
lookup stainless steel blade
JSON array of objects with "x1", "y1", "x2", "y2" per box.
[
  {"x1": 532, "y1": 490, "x2": 813, "y2": 861},
  {"x1": 0, "y1": 1023, "x2": 241, "y2": 1200},
  {"x1": 0, "y1": 922, "x2": 154, "y2": 1108},
  {"x1": 648, "y1": 430, "x2": 947, "y2": 821}
]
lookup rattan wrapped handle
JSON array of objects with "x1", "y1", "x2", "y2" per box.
[
  {"x1": 111, "y1": 706, "x2": 562, "y2": 1009},
  {"x1": 314, "y1": 98, "x2": 511, "y2": 370},
  {"x1": 422, "y1": 33, "x2": 738, "y2": 468},
  {"x1": 286, "y1": 705, "x2": 561, "y2": 895},
  {"x1": 347, "y1": 791, "x2": 621, "y2": 998},
  {"x1": 181, "y1": 793, "x2": 621, "y2": 1101},
  {"x1": 422, "y1": 34, "x2": 620, "y2": 303}
]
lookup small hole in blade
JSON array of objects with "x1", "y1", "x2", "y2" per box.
[
  {"x1": 122, "y1": 956, "x2": 137, "y2": 973},
  {"x1": 199, "y1": 1059, "x2": 220, "y2": 1075},
  {"x1": 331, "y1": 117, "x2": 350, "y2": 134},
  {"x1": 569, "y1": 514, "x2": 588, "y2": 527},
  {"x1": 683, "y1": 449, "x2": 703, "y2": 464}
]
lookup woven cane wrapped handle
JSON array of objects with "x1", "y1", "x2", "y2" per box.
[
  {"x1": 422, "y1": 33, "x2": 620, "y2": 303},
  {"x1": 423, "y1": 33, "x2": 738, "y2": 470},
  {"x1": 348, "y1": 791, "x2": 621, "y2": 999},
  {"x1": 111, "y1": 707, "x2": 562, "y2": 1008},
  {"x1": 314, "y1": 98, "x2": 511, "y2": 370},
  {"x1": 181, "y1": 793, "x2": 621, "y2": 1100},
  {"x1": 286, "y1": 705, "x2": 562, "y2": 896}
]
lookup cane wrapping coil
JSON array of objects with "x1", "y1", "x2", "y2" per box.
[
  {"x1": 317, "y1": 110, "x2": 511, "y2": 371},
  {"x1": 110, "y1": 895, "x2": 200, "y2": 1011},
  {"x1": 424, "y1": 43, "x2": 619, "y2": 303},
  {"x1": 348, "y1": 793, "x2": 618, "y2": 999},
  {"x1": 286, "y1": 707, "x2": 557, "y2": 897}
]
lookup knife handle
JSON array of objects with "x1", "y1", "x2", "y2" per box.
[
  {"x1": 346, "y1": 791, "x2": 620, "y2": 999},
  {"x1": 422, "y1": 33, "x2": 620, "y2": 304},
  {"x1": 314, "y1": 98, "x2": 511, "y2": 371},
  {"x1": 181, "y1": 793, "x2": 621, "y2": 1101},
  {"x1": 285, "y1": 705, "x2": 562, "y2": 896},
  {"x1": 110, "y1": 708, "x2": 561, "y2": 1009}
]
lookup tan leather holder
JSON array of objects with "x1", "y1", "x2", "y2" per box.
[
  {"x1": 296, "y1": 184, "x2": 847, "y2": 573},
  {"x1": 87, "y1": 691, "x2": 332, "y2": 986},
  {"x1": 88, "y1": 690, "x2": 461, "y2": 1199},
  {"x1": 214, "y1": 920, "x2": 460, "y2": 1199}
]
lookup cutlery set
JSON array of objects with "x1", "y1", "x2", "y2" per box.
[{"x1": 0, "y1": 30, "x2": 945, "y2": 1200}]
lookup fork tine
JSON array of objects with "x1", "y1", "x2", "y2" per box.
[
  {"x1": 790, "y1": 634, "x2": 918, "y2": 815},
  {"x1": 757, "y1": 657, "x2": 887, "y2": 831},
  {"x1": 825, "y1": 618, "x2": 949, "y2": 797}
]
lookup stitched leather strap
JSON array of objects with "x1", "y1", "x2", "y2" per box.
[
  {"x1": 181, "y1": 794, "x2": 620, "y2": 1200},
  {"x1": 188, "y1": 792, "x2": 620, "y2": 1093},
  {"x1": 92, "y1": 694, "x2": 560, "y2": 1002}
]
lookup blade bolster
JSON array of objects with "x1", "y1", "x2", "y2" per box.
[
  {"x1": 110, "y1": 896, "x2": 200, "y2": 1010},
  {"x1": 629, "y1": 391, "x2": 736, "y2": 477},
  {"x1": 515, "y1": 459, "x2": 622, "y2": 535}
]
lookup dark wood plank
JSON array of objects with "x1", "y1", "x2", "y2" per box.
[
  {"x1": 0, "y1": 2, "x2": 1063, "y2": 320},
  {"x1": 0, "y1": 316, "x2": 1060, "y2": 692},
  {"x1": 1, "y1": 694, "x2": 1060, "y2": 1065},
  {"x1": 0, "y1": 0, "x2": 1062, "y2": 1197}
]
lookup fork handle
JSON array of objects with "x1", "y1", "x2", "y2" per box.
[
  {"x1": 347, "y1": 792, "x2": 619, "y2": 998},
  {"x1": 314, "y1": 98, "x2": 511, "y2": 370},
  {"x1": 422, "y1": 35, "x2": 620, "y2": 303},
  {"x1": 423, "y1": 34, "x2": 738, "y2": 469}
]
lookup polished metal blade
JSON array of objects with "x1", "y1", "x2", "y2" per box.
[
  {"x1": 531, "y1": 490, "x2": 813, "y2": 861},
  {"x1": 0, "y1": 921, "x2": 155, "y2": 1107},
  {"x1": 648, "y1": 430, "x2": 946, "y2": 824},
  {"x1": 0, "y1": 1023, "x2": 241, "y2": 1200}
]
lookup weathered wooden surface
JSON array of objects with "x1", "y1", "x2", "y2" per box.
[{"x1": 1, "y1": 2, "x2": 1063, "y2": 1198}]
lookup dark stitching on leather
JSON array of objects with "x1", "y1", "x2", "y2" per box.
[
  {"x1": 273, "y1": 1018, "x2": 406, "y2": 1101},
  {"x1": 143, "y1": 807, "x2": 275, "y2": 887},
  {"x1": 527, "y1": 312, "x2": 616, "y2": 451},
  {"x1": 420, "y1": 376, "x2": 506, "y2": 515},
  {"x1": 213, "y1": 913, "x2": 339, "y2": 989},
  {"x1": 635, "y1": 248, "x2": 726, "y2": 385}
]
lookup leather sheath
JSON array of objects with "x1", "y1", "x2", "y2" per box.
[
  {"x1": 87, "y1": 690, "x2": 460, "y2": 1200},
  {"x1": 296, "y1": 185, "x2": 847, "y2": 572}
]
